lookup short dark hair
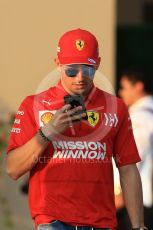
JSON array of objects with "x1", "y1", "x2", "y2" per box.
[{"x1": 121, "y1": 68, "x2": 153, "y2": 94}]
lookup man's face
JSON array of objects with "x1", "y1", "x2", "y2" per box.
[
  {"x1": 119, "y1": 76, "x2": 138, "y2": 107},
  {"x1": 59, "y1": 63, "x2": 97, "y2": 96}
]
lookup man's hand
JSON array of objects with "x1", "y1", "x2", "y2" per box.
[
  {"x1": 6, "y1": 104, "x2": 87, "y2": 180},
  {"x1": 41, "y1": 104, "x2": 86, "y2": 140}
]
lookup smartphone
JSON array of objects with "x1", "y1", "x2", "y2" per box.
[{"x1": 64, "y1": 95, "x2": 88, "y2": 120}]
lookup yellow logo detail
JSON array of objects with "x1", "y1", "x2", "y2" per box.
[
  {"x1": 41, "y1": 112, "x2": 53, "y2": 125},
  {"x1": 76, "y1": 39, "x2": 84, "y2": 51},
  {"x1": 87, "y1": 111, "x2": 99, "y2": 127}
]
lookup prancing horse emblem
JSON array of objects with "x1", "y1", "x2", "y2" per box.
[
  {"x1": 76, "y1": 39, "x2": 85, "y2": 51},
  {"x1": 87, "y1": 111, "x2": 99, "y2": 127}
]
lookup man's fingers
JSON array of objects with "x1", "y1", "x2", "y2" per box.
[
  {"x1": 57, "y1": 104, "x2": 71, "y2": 115},
  {"x1": 71, "y1": 112, "x2": 87, "y2": 121},
  {"x1": 52, "y1": 104, "x2": 85, "y2": 126},
  {"x1": 64, "y1": 112, "x2": 87, "y2": 123},
  {"x1": 65, "y1": 106, "x2": 83, "y2": 117}
]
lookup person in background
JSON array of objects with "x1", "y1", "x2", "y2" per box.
[{"x1": 119, "y1": 69, "x2": 153, "y2": 229}]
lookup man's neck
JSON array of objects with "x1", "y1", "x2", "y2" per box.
[{"x1": 132, "y1": 92, "x2": 148, "y2": 105}]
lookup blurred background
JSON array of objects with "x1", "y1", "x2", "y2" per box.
[{"x1": 0, "y1": 0, "x2": 153, "y2": 229}]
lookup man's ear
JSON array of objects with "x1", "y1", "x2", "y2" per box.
[
  {"x1": 136, "y1": 81, "x2": 144, "y2": 92},
  {"x1": 94, "y1": 57, "x2": 101, "y2": 70},
  {"x1": 54, "y1": 57, "x2": 60, "y2": 67}
]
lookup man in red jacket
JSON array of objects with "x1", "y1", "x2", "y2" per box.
[{"x1": 6, "y1": 28, "x2": 147, "y2": 230}]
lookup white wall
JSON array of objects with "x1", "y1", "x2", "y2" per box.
[{"x1": 0, "y1": 0, "x2": 116, "y2": 111}]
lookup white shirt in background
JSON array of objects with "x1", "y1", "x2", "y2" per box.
[{"x1": 129, "y1": 95, "x2": 153, "y2": 207}]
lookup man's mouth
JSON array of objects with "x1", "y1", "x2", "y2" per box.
[{"x1": 73, "y1": 82, "x2": 86, "y2": 85}]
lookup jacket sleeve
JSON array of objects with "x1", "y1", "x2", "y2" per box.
[{"x1": 7, "y1": 96, "x2": 37, "y2": 153}]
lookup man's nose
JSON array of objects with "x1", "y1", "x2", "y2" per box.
[{"x1": 75, "y1": 70, "x2": 84, "y2": 80}]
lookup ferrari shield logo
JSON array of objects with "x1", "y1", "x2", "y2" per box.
[
  {"x1": 76, "y1": 39, "x2": 84, "y2": 51},
  {"x1": 87, "y1": 111, "x2": 99, "y2": 127}
]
